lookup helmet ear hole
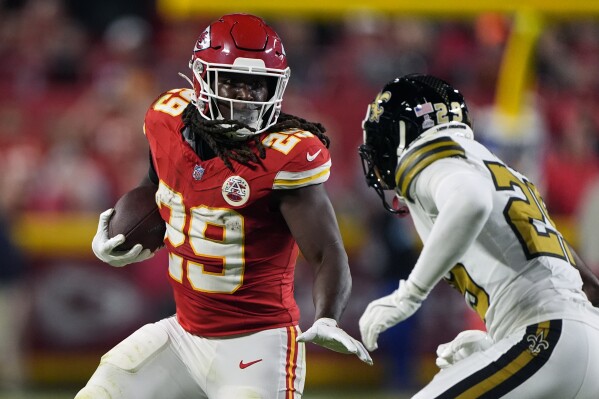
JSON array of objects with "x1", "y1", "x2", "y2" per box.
[{"x1": 193, "y1": 59, "x2": 204, "y2": 76}]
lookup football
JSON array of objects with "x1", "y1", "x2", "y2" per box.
[{"x1": 108, "y1": 185, "x2": 166, "y2": 252}]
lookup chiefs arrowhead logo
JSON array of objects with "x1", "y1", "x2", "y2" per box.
[{"x1": 193, "y1": 26, "x2": 211, "y2": 52}]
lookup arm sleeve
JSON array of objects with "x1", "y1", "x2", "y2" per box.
[
  {"x1": 271, "y1": 136, "x2": 331, "y2": 190},
  {"x1": 407, "y1": 158, "x2": 494, "y2": 292}
]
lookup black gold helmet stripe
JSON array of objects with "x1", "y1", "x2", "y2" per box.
[
  {"x1": 395, "y1": 137, "x2": 466, "y2": 202},
  {"x1": 436, "y1": 320, "x2": 562, "y2": 398}
]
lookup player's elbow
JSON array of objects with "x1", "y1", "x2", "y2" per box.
[
  {"x1": 470, "y1": 191, "x2": 493, "y2": 220},
  {"x1": 443, "y1": 177, "x2": 493, "y2": 228},
  {"x1": 458, "y1": 174, "x2": 493, "y2": 220}
]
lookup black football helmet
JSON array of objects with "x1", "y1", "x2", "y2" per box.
[{"x1": 359, "y1": 74, "x2": 471, "y2": 213}]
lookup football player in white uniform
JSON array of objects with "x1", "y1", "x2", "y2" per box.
[{"x1": 358, "y1": 74, "x2": 599, "y2": 398}]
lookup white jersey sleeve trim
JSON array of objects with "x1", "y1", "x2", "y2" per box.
[{"x1": 273, "y1": 160, "x2": 331, "y2": 190}]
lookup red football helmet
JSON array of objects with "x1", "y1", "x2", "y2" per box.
[{"x1": 188, "y1": 14, "x2": 290, "y2": 137}]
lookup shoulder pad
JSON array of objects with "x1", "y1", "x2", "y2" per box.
[{"x1": 396, "y1": 136, "x2": 466, "y2": 201}]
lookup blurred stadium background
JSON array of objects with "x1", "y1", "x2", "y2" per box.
[{"x1": 1, "y1": 0, "x2": 599, "y2": 398}]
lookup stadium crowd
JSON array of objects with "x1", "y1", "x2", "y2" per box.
[{"x1": 1, "y1": 0, "x2": 599, "y2": 392}]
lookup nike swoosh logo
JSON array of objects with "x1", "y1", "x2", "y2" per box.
[
  {"x1": 307, "y1": 149, "x2": 322, "y2": 162},
  {"x1": 239, "y1": 359, "x2": 263, "y2": 369}
]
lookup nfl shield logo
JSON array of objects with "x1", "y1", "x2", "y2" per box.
[{"x1": 192, "y1": 164, "x2": 205, "y2": 180}]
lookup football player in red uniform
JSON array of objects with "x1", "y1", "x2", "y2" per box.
[{"x1": 80, "y1": 13, "x2": 371, "y2": 399}]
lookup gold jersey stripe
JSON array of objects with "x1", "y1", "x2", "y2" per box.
[
  {"x1": 273, "y1": 165, "x2": 331, "y2": 189},
  {"x1": 395, "y1": 137, "x2": 466, "y2": 201}
]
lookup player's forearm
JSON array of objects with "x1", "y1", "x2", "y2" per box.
[{"x1": 310, "y1": 243, "x2": 352, "y2": 321}]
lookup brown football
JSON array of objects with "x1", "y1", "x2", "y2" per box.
[{"x1": 108, "y1": 185, "x2": 166, "y2": 252}]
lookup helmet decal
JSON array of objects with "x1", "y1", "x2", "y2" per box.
[
  {"x1": 193, "y1": 26, "x2": 211, "y2": 52},
  {"x1": 414, "y1": 102, "x2": 433, "y2": 117},
  {"x1": 422, "y1": 114, "x2": 435, "y2": 130},
  {"x1": 368, "y1": 91, "x2": 392, "y2": 123}
]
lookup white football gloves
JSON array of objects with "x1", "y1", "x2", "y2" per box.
[
  {"x1": 359, "y1": 279, "x2": 428, "y2": 351},
  {"x1": 297, "y1": 318, "x2": 373, "y2": 365},
  {"x1": 91, "y1": 208, "x2": 155, "y2": 267},
  {"x1": 435, "y1": 330, "x2": 493, "y2": 370}
]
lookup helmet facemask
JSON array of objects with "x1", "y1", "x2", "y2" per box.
[
  {"x1": 191, "y1": 57, "x2": 290, "y2": 138},
  {"x1": 359, "y1": 105, "x2": 408, "y2": 215}
]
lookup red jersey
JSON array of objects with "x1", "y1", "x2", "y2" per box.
[{"x1": 143, "y1": 89, "x2": 331, "y2": 336}]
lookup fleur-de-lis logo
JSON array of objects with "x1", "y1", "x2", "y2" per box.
[
  {"x1": 526, "y1": 332, "x2": 549, "y2": 355},
  {"x1": 368, "y1": 91, "x2": 391, "y2": 123}
]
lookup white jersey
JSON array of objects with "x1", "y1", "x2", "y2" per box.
[{"x1": 397, "y1": 126, "x2": 596, "y2": 341}]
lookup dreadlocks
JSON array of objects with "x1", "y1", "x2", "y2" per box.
[
  {"x1": 270, "y1": 113, "x2": 330, "y2": 148},
  {"x1": 182, "y1": 103, "x2": 330, "y2": 170}
]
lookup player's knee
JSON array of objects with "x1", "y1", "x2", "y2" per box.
[
  {"x1": 75, "y1": 361, "x2": 140, "y2": 399},
  {"x1": 75, "y1": 323, "x2": 170, "y2": 399},
  {"x1": 101, "y1": 322, "x2": 169, "y2": 372}
]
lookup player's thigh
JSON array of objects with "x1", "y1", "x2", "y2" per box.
[
  {"x1": 75, "y1": 319, "x2": 203, "y2": 399},
  {"x1": 414, "y1": 320, "x2": 580, "y2": 399},
  {"x1": 505, "y1": 320, "x2": 599, "y2": 399},
  {"x1": 576, "y1": 322, "x2": 599, "y2": 397},
  {"x1": 208, "y1": 325, "x2": 306, "y2": 399}
]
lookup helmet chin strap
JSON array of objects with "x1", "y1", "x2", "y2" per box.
[
  {"x1": 371, "y1": 170, "x2": 407, "y2": 216},
  {"x1": 178, "y1": 72, "x2": 194, "y2": 88},
  {"x1": 374, "y1": 184, "x2": 409, "y2": 217},
  {"x1": 178, "y1": 72, "x2": 199, "y2": 107}
]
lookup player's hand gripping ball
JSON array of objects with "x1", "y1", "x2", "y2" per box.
[{"x1": 108, "y1": 185, "x2": 166, "y2": 252}]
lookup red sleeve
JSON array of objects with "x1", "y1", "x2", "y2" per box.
[
  {"x1": 260, "y1": 130, "x2": 331, "y2": 190},
  {"x1": 143, "y1": 88, "x2": 193, "y2": 178}
]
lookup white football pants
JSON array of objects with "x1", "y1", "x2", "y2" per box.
[
  {"x1": 414, "y1": 318, "x2": 599, "y2": 398},
  {"x1": 75, "y1": 316, "x2": 305, "y2": 399}
]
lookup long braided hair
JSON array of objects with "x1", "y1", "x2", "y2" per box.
[{"x1": 181, "y1": 103, "x2": 330, "y2": 170}]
